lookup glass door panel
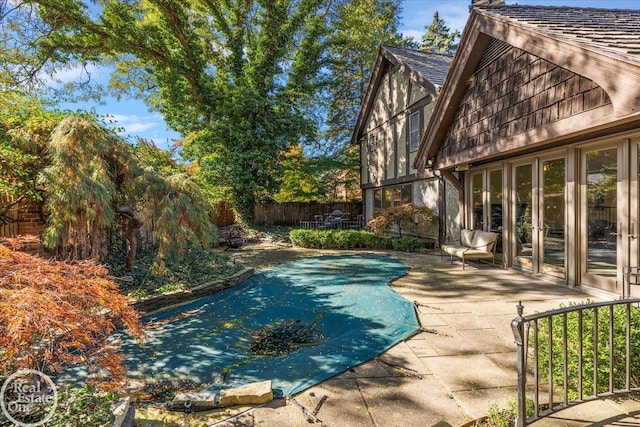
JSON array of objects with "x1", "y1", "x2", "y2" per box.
[
  {"x1": 471, "y1": 173, "x2": 484, "y2": 230},
  {"x1": 541, "y1": 158, "x2": 566, "y2": 277},
  {"x1": 628, "y1": 144, "x2": 640, "y2": 297},
  {"x1": 489, "y1": 170, "x2": 503, "y2": 233},
  {"x1": 582, "y1": 147, "x2": 620, "y2": 291},
  {"x1": 515, "y1": 164, "x2": 533, "y2": 270}
]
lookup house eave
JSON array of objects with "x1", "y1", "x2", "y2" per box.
[{"x1": 416, "y1": 7, "x2": 640, "y2": 171}]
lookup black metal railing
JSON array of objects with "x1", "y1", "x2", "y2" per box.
[{"x1": 511, "y1": 298, "x2": 640, "y2": 426}]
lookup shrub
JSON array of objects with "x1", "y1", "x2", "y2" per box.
[
  {"x1": 534, "y1": 302, "x2": 640, "y2": 400},
  {"x1": 368, "y1": 204, "x2": 438, "y2": 238},
  {"x1": 47, "y1": 385, "x2": 120, "y2": 427},
  {"x1": 478, "y1": 399, "x2": 534, "y2": 427},
  {"x1": 391, "y1": 236, "x2": 422, "y2": 252},
  {"x1": 289, "y1": 229, "x2": 420, "y2": 251},
  {"x1": 0, "y1": 238, "x2": 143, "y2": 388}
]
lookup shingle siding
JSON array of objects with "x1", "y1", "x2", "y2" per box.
[{"x1": 440, "y1": 38, "x2": 611, "y2": 159}]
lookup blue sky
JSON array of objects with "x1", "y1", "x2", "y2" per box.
[{"x1": 60, "y1": 0, "x2": 640, "y2": 149}]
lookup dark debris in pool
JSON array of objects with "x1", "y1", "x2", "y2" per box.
[{"x1": 249, "y1": 320, "x2": 325, "y2": 356}]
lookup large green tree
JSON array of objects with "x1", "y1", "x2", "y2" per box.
[
  {"x1": 274, "y1": 143, "x2": 360, "y2": 202},
  {"x1": 325, "y1": 0, "x2": 410, "y2": 151},
  {"x1": 420, "y1": 11, "x2": 460, "y2": 56},
  {"x1": 9, "y1": 0, "x2": 329, "y2": 223},
  {"x1": 2, "y1": 0, "x2": 410, "y2": 219}
]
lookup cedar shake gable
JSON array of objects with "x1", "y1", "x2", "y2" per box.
[
  {"x1": 416, "y1": 5, "x2": 640, "y2": 171},
  {"x1": 350, "y1": 46, "x2": 452, "y2": 145}
]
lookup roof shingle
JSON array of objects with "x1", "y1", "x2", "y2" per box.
[
  {"x1": 476, "y1": 6, "x2": 640, "y2": 58},
  {"x1": 381, "y1": 45, "x2": 452, "y2": 87}
]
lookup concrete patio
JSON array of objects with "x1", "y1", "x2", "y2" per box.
[{"x1": 211, "y1": 244, "x2": 640, "y2": 426}]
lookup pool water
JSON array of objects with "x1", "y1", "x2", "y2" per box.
[{"x1": 120, "y1": 253, "x2": 419, "y2": 397}]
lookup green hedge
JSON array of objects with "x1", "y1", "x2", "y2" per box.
[{"x1": 289, "y1": 229, "x2": 425, "y2": 252}]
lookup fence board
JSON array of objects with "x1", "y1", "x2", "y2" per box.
[
  {"x1": 254, "y1": 202, "x2": 362, "y2": 226},
  {"x1": 2, "y1": 196, "x2": 363, "y2": 234}
]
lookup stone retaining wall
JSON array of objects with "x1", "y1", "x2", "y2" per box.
[{"x1": 132, "y1": 267, "x2": 254, "y2": 313}]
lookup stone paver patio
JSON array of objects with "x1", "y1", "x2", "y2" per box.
[{"x1": 205, "y1": 243, "x2": 640, "y2": 426}]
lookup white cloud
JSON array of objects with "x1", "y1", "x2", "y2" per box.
[
  {"x1": 400, "y1": 29, "x2": 424, "y2": 45},
  {"x1": 104, "y1": 114, "x2": 160, "y2": 135},
  {"x1": 41, "y1": 62, "x2": 109, "y2": 88},
  {"x1": 122, "y1": 121, "x2": 157, "y2": 133}
]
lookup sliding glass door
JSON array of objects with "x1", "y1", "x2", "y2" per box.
[
  {"x1": 512, "y1": 157, "x2": 566, "y2": 277},
  {"x1": 580, "y1": 145, "x2": 622, "y2": 291},
  {"x1": 540, "y1": 158, "x2": 566, "y2": 277},
  {"x1": 514, "y1": 163, "x2": 534, "y2": 270}
]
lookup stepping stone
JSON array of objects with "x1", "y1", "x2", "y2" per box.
[
  {"x1": 171, "y1": 392, "x2": 217, "y2": 410},
  {"x1": 220, "y1": 380, "x2": 273, "y2": 407}
]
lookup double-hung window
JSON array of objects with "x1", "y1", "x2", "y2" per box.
[{"x1": 409, "y1": 111, "x2": 421, "y2": 152}]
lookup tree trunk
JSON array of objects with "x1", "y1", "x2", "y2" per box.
[
  {"x1": 232, "y1": 191, "x2": 256, "y2": 226},
  {"x1": 116, "y1": 206, "x2": 143, "y2": 272}
]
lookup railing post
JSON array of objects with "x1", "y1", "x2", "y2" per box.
[{"x1": 511, "y1": 301, "x2": 526, "y2": 427}]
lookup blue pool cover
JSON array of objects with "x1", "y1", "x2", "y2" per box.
[{"x1": 121, "y1": 253, "x2": 418, "y2": 397}]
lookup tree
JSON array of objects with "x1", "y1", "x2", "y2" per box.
[
  {"x1": 368, "y1": 204, "x2": 438, "y2": 238},
  {"x1": 5, "y1": 0, "x2": 415, "y2": 221},
  {"x1": 420, "y1": 11, "x2": 460, "y2": 56},
  {"x1": 9, "y1": 0, "x2": 330, "y2": 224},
  {"x1": 43, "y1": 115, "x2": 134, "y2": 261},
  {"x1": 273, "y1": 144, "x2": 322, "y2": 202},
  {"x1": 0, "y1": 93, "x2": 63, "y2": 224},
  {"x1": 274, "y1": 143, "x2": 361, "y2": 203},
  {"x1": 0, "y1": 237, "x2": 143, "y2": 387},
  {"x1": 41, "y1": 115, "x2": 214, "y2": 271},
  {"x1": 325, "y1": 0, "x2": 410, "y2": 151}
]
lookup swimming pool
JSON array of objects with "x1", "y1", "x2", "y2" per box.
[{"x1": 121, "y1": 253, "x2": 419, "y2": 397}]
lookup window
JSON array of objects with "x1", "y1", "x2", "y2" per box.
[
  {"x1": 374, "y1": 189, "x2": 382, "y2": 215},
  {"x1": 377, "y1": 184, "x2": 413, "y2": 213},
  {"x1": 401, "y1": 185, "x2": 412, "y2": 205},
  {"x1": 409, "y1": 111, "x2": 421, "y2": 152},
  {"x1": 383, "y1": 188, "x2": 393, "y2": 209}
]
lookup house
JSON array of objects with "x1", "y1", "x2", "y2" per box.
[
  {"x1": 351, "y1": 45, "x2": 455, "y2": 241},
  {"x1": 415, "y1": 4, "x2": 640, "y2": 296}
]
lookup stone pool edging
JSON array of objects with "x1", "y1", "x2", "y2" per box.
[{"x1": 131, "y1": 267, "x2": 254, "y2": 313}]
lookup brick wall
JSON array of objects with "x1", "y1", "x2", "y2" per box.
[
  {"x1": 0, "y1": 195, "x2": 47, "y2": 255},
  {"x1": 0, "y1": 196, "x2": 45, "y2": 237},
  {"x1": 440, "y1": 37, "x2": 612, "y2": 158}
]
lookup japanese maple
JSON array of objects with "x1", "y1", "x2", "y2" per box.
[{"x1": 0, "y1": 237, "x2": 143, "y2": 388}]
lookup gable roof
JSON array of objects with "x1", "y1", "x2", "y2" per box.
[
  {"x1": 416, "y1": 5, "x2": 640, "y2": 170},
  {"x1": 381, "y1": 45, "x2": 452, "y2": 87},
  {"x1": 350, "y1": 45, "x2": 452, "y2": 144},
  {"x1": 479, "y1": 6, "x2": 640, "y2": 59}
]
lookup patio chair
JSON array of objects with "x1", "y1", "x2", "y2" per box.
[
  {"x1": 219, "y1": 225, "x2": 243, "y2": 249},
  {"x1": 313, "y1": 215, "x2": 325, "y2": 229}
]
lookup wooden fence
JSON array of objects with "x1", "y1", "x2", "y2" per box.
[
  {"x1": 211, "y1": 201, "x2": 236, "y2": 227},
  {"x1": 1, "y1": 196, "x2": 363, "y2": 238},
  {"x1": 254, "y1": 202, "x2": 362, "y2": 226}
]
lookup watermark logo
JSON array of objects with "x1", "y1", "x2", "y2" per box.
[{"x1": 0, "y1": 369, "x2": 58, "y2": 427}]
